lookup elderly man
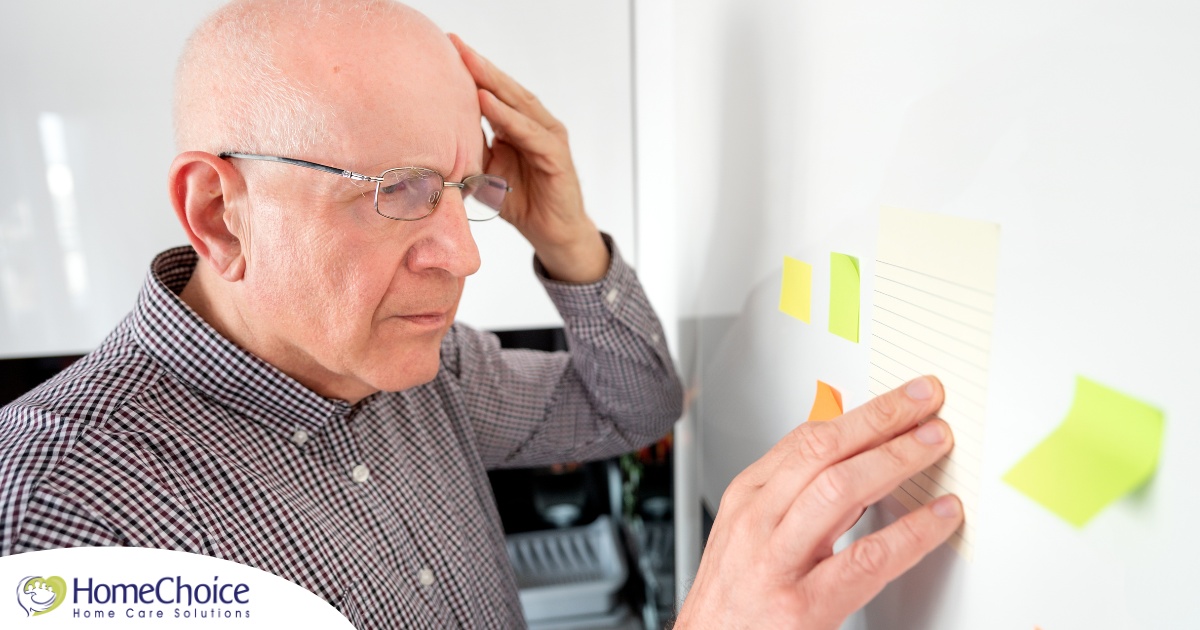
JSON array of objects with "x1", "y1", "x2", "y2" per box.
[{"x1": 1, "y1": 1, "x2": 962, "y2": 628}]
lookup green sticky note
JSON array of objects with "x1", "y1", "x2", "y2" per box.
[
  {"x1": 779, "y1": 256, "x2": 812, "y2": 323},
  {"x1": 828, "y1": 253, "x2": 860, "y2": 342},
  {"x1": 1002, "y1": 376, "x2": 1165, "y2": 528}
]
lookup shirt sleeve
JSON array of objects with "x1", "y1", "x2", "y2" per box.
[
  {"x1": 0, "y1": 405, "x2": 123, "y2": 556},
  {"x1": 440, "y1": 234, "x2": 683, "y2": 469}
]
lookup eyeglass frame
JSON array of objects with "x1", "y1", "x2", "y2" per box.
[{"x1": 217, "y1": 152, "x2": 511, "y2": 222}]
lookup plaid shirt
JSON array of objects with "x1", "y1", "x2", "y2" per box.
[{"x1": 0, "y1": 239, "x2": 681, "y2": 628}]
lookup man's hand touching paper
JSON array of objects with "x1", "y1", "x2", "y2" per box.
[
  {"x1": 675, "y1": 376, "x2": 963, "y2": 629},
  {"x1": 448, "y1": 35, "x2": 961, "y2": 628}
]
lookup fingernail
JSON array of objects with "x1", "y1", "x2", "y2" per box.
[
  {"x1": 932, "y1": 495, "x2": 961, "y2": 519},
  {"x1": 915, "y1": 421, "x2": 946, "y2": 445},
  {"x1": 905, "y1": 377, "x2": 933, "y2": 400}
]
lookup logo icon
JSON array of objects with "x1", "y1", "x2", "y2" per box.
[{"x1": 16, "y1": 575, "x2": 66, "y2": 617}]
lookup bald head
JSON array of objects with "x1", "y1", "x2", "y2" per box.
[
  {"x1": 174, "y1": 0, "x2": 476, "y2": 161},
  {"x1": 169, "y1": 0, "x2": 487, "y2": 402}
]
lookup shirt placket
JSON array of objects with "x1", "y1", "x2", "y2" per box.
[{"x1": 332, "y1": 401, "x2": 457, "y2": 627}]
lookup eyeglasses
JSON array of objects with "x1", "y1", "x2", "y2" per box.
[{"x1": 218, "y1": 152, "x2": 510, "y2": 222}]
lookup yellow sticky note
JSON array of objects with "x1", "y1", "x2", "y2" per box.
[
  {"x1": 828, "y1": 252, "x2": 859, "y2": 342},
  {"x1": 807, "y1": 380, "x2": 843, "y2": 422},
  {"x1": 779, "y1": 256, "x2": 812, "y2": 323},
  {"x1": 1002, "y1": 376, "x2": 1164, "y2": 527}
]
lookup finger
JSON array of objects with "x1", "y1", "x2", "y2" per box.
[
  {"x1": 480, "y1": 128, "x2": 492, "y2": 168},
  {"x1": 735, "y1": 376, "x2": 944, "y2": 490},
  {"x1": 801, "y1": 505, "x2": 872, "y2": 569},
  {"x1": 799, "y1": 495, "x2": 962, "y2": 627},
  {"x1": 449, "y1": 33, "x2": 563, "y2": 133},
  {"x1": 479, "y1": 90, "x2": 566, "y2": 173},
  {"x1": 770, "y1": 418, "x2": 953, "y2": 560}
]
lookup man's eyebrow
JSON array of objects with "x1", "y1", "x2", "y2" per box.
[{"x1": 361, "y1": 159, "x2": 454, "y2": 175}]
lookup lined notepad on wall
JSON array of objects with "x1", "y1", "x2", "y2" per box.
[{"x1": 868, "y1": 206, "x2": 1001, "y2": 560}]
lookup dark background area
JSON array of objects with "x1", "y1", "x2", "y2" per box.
[{"x1": 0, "y1": 355, "x2": 84, "y2": 407}]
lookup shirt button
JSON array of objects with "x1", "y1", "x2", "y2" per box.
[
  {"x1": 418, "y1": 568, "x2": 434, "y2": 587},
  {"x1": 291, "y1": 429, "x2": 309, "y2": 446},
  {"x1": 605, "y1": 288, "x2": 619, "y2": 305},
  {"x1": 351, "y1": 464, "x2": 370, "y2": 484},
  {"x1": 651, "y1": 333, "x2": 660, "y2": 343}
]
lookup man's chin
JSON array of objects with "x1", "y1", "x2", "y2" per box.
[
  {"x1": 356, "y1": 330, "x2": 448, "y2": 392},
  {"x1": 363, "y1": 356, "x2": 442, "y2": 393}
]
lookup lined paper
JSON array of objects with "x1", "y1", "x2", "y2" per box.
[{"x1": 868, "y1": 206, "x2": 1000, "y2": 560}]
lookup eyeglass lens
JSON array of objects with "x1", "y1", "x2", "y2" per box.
[{"x1": 377, "y1": 168, "x2": 506, "y2": 221}]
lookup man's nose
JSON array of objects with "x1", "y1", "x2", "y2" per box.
[{"x1": 404, "y1": 189, "x2": 482, "y2": 277}]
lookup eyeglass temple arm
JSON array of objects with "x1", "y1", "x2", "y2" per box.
[{"x1": 218, "y1": 152, "x2": 380, "y2": 182}]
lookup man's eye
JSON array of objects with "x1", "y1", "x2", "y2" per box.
[{"x1": 380, "y1": 180, "x2": 409, "y2": 195}]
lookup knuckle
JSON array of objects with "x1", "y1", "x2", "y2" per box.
[
  {"x1": 894, "y1": 512, "x2": 927, "y2": 548},
  {"x1": 811, "y1": 468, "x2": 851, "y2": 507},
  {"x1": 714, "y1": 494, "x2": 760, "y2": 541},
  {"x1": 520, "y1": 87, "x2": 541, "y2": 107},
  {"x1": 525, "y1": 117, "x2": 549, "y2": 140},
  {"x1": 796, "y1": 422, "x2": 841, "y2": 462},
  {"x1": 847, "y1": 535, "x2": 891, "y2": 578},
  {"x1": 878, "y1": 437, "x2": 915, "y2": 472},
  {"x1": 862, "y1": 390, "x2": 907, "y2": 434},
  {"x1": 719, "y1": 476, "x2": 751, "y2": 509},
  {"x1": 719, "y1": 483, "x2": 741, "y2": 508},
  {"x1": 726, "y1": 506, "x2": 761, "y2": 540}
]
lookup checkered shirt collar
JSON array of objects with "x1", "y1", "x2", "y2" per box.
[{"x1": 131, "y1": 246, "x2": 352, "y2": 436}]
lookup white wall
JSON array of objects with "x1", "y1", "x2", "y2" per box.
[
  {"x1": 0, "y1": 1, "x2": 224, "y2": 358},
  {"x1": 0, "y1": 1, "x2": 637, "y2": 358},
  {"x1": 667, "y1": 0, "x2": 1200, "y2": 627}
]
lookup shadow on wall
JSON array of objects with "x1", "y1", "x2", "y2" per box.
[
  {"x1": 685, "y1": 0, "x2": 804, "y2": 496},
  {"x1": 690, "y1": 0, "x2": 803, "y2": 324},
  {"x1": 860, "y1": 503, "x2": 962, "y2": 628}
]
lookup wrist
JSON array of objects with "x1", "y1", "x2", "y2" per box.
[{"x1": 533, "y1": 227, "x2": 609, "y2": 283}]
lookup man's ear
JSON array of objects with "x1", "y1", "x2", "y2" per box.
[{"x1": 168, "y1": 151, "x2": 248, "y2": 282}]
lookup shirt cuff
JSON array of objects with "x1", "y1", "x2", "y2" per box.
[{"x1": 534, "y1": 233, "x2": 636, "y2": 320}]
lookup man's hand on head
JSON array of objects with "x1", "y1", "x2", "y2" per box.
[
  {"x1": 450, "y1": 34, "x2": 609, "y2": 284},
  {"x1": 674, "y1": 376, "x2": 963, "y2": 629}
]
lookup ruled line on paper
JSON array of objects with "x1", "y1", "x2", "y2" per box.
[
  {"x1": 869, "y1": 207, "x2": 1001, "y2": 562},
  {"x1": 874, "y1": 272, "x2": 994, "y2": 314},
  {"x1": 870, "y1": 320, "x2": 992, "y2": 376},
  {"x1": 873, "y1": 291, "x2": 993, "y2": 335}
]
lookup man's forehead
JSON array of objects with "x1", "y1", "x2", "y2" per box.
[
  {"x1": 357, "y1": 132, "x2": 484, "y2": 176},
  {"x1": 268, "y1": 7, "x2": 483, "y2": 172}
]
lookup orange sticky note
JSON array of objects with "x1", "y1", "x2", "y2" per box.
[{"x1": 808, "y1": 381, "x2": 844, "y2": 422}]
